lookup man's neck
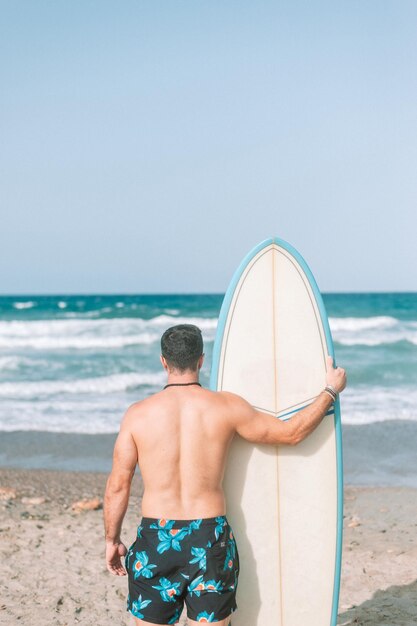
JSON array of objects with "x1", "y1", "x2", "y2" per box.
[{"x1": 166, "y1": 372, "x2": 200, "y2": 386}]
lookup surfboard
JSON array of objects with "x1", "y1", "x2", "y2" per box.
[{"x1": 210, "y1": 237, "x2": 343, "y2": 626}]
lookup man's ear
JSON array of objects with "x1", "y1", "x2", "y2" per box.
[
  {"x1": 160, "y1": 355, "x2": 168, "y2": 370},
  {"x1": 198, "y1": 353, "x2": 205, "y2": 369}
]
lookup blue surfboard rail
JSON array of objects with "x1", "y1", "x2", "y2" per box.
[{"x1": 210, "y1": 236, "x2": 343, "y2": 626}]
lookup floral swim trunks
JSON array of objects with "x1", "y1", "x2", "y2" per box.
[{"x1": 125, "y1": 515, "x2": 240, "y2": 624}]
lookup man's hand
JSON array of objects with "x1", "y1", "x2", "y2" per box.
[
  {"x1": 325, "y1": 355, "x2": 347, "y2": 393},
  {"x1": 106, "y1": 541, "x2": 128, "y2": 576}
]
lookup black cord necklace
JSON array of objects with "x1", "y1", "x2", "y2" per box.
[{"x1": 163, "y1": 382, "x2": 202, "y2": 389}]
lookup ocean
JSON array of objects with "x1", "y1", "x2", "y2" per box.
[{"x1": 0, "y1": 292, "x2": 416, "y2": 485}]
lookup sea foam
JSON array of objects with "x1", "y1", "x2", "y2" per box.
[
  {"x1": 340, "y1": 385, "x2": 417, "y2": 425},
  {"x1": 330, "y1": 316, "x2": 417, "y2": 346},
  {"x1": 0, "y1": 371, "x2": 166, "y2": 399},
  {"x1": 13, "y1": 301, "x2": 35, "y2": 309},
  {"x1": 0, "y1": 315, "x2": 218, "y2": 350}
]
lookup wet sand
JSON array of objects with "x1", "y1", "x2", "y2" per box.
[{"x1": 0, "y1": 468, "x2": 416, "y2": 625}]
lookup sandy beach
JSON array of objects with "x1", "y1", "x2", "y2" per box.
[{"x1": 0, "y1": 468, "x2": 416, "y2": 626}]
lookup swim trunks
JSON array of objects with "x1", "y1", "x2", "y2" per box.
[{"x1": 125, "y1": 514, "x2": 240, "y2": 624}]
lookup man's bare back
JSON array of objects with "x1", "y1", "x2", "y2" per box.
[{"x1": 129, "y1": 385, "x2": 236, "y2": 519}]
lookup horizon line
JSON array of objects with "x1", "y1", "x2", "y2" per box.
[{"x1": 0, "y1": 290, "x2": 416, "y2": 297}]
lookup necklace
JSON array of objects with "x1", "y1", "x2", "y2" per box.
[{"x1": 163, "y1": 382, "x2": 202, "y2": 389}]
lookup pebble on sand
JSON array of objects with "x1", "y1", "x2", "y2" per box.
[
  {"x1": 0, "y1": 487, "x2": 17, "y2": 501},
  {"x1": 21, "y1": 496, "x2": 47, "y2": 505},
  {"x1": 71, "y1": 498, "x2": 103, "y2": 512}
]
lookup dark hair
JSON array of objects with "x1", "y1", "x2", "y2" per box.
[{"x1": 161, "y1": 324, "x2": 204, "y2": 372}]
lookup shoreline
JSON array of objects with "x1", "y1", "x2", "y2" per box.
[
  {"x1": 0, "y1": 468, "x2": 416, "y2": 625},
  {"x1": 2, "y1": 420, "x2": 417, "y2": 488}
]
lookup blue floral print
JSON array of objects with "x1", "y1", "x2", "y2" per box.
[
  {"x1": 187, "y1": 575, "x2": 224, "y2": 596},
  {"x1": 157, "y1": 526, "x2": 190, "y2": 553},
  {"x1": 130, "y1": 594, "x2": 152, "y2": 619},
  {"x1": 214, "y1": 516, "x2": 227, "y2": 540},
  {"x1": 132, "y1": 550, "x2": 157, "y2": 579},
  {"x1": 187, "y1": 574, "x2": 206, "y2": 597},
  {"x1": 203, "y1": 579, "x2": 224, "y2": 593},
  {"x1": 151, "y1": 576, "x2": 182, "y2": 602},
  {"x1": 189, "y1": 546, "x2": 207, "y2": 571},
  {"x1": 149, "y1": 517, "x2": 204, "y2": 551},
  {"x1": 150, "y1": 518, "x2": 176, "y2": 530},
  {"x1": 222, "y1": 528, "x2": 238, "y2": 573},
  {"x1": 187, "y1": 518, "x2": 203, "y2": 534},
  {"x1": 196, "y1": 610, "x2": 217, "y2": 622}
]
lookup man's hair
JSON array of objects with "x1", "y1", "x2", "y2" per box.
[{"x1": 161, "y1": 324, "x2": 204, "y2": 372}]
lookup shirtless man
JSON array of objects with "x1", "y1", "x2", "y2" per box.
[{"x1": 104, "y1": 323, "x2": 347, "y2": 626}]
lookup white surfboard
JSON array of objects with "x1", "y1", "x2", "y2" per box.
[{"x1": 210, "y1": 237, "x2": 343, "y2": 626}]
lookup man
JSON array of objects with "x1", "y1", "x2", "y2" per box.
[{"x1": 104, "y1": 323, "x2": 347, "y2": 626}]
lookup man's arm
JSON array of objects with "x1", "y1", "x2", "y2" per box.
[
  {"x1": 225, "y1": 355, "x2": 347, "y2": 446},
  {"x1": 103, "y1": 405, "x2": 138, "y2": 575}
]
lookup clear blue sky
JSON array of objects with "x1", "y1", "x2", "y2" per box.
[{"x1": 1, "y1": 1, "x2": 416, "y2": 294}]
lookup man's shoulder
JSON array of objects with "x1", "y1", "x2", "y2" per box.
[
  {"x1": 198, "y1": 388, "x2": 241, "y2": 404},
  {"x1": 122, "y1": 389, "x2": 170, "y2": 418},
  {"x1": 216, "y1": 390, "x2": 239, "y2": 398},
  {"x1": 122, "y1": 397, "x2": 152, "y2": 421},
  {"x1": 215, "y1": 389, "x2": 247, "y2": 407}
]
